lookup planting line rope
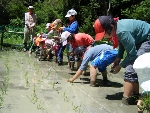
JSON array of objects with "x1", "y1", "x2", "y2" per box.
[
  {"x1": 74, "y1": 84, "x2": 111, "y2": 113},
  {"x1": 45, "y1": 62, "x2": 111, "y2": 112}
]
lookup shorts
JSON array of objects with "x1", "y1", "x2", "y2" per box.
[
  {"x1": 124, "y1": 63, "x2": 138, "y2": 82},
  {"x1": 66, "y1": 44, "x2": 73, "y2": 53},
  {"x1": 90, "y1": 49, "x2": 118, "y2": 72},
  {"x1": 124, "y1": 40, "x2": 150, "y2": 82}
]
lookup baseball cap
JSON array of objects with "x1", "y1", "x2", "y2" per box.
[
  {"x1": 60, "y1": 31, "x2": 71, "y2": 42},
  {"x1": 94, "y1": 16, "x2": 114, "y2": 41},
  {"x1": 28, "y1": 6, "x2": 34, "y2": 9},
  {"x1": 46, "y1": 23, "x2": 51, "y2": 29},
  {"x1": 65, "y1": 9, "x2": 77, "y2": 17},
  {"x1": 94, "y1": 16, "x2": 119, "y2": 48}
]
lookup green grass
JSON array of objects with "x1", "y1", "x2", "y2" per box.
[
  {"x1": 141, "y1": 92, "x2": 150, "y2": 112},
  {"x1": 3, "y1": 33, "x2": 23, "y2": 45}
]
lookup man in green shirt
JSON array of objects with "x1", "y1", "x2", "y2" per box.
[{"x1": 94, "y1": 16, "x2": 150, "y2": 105}]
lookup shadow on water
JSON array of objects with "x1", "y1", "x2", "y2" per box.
[
  {"x1": 96, "y1": 79, "x2": 123, "y2": 87},
  {"x1": 68, "y1": 72, "x2": 76, "y2": 75},
  {"x1": 73, "y1": 81, "x2": 90, "y2": 84},
  {"x1": 105, "y1": 92, "x2": 123, "y2": 100},
  {"x1": 68, "y1": 72, "x2": 91, "y2": 76},
  {"x1": 82, "y1": 72, "x2": 90, "y2": 76},
  {"x1": 106, "y1": 92, "x2": 138, "y2": 105},
  {"x1": 73, "y1": 77, "x2": 123, "y2": 88}
]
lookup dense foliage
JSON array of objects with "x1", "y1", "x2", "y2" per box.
[{"x1": 0, "y1": 0, "x2": 150, "y2": 36}]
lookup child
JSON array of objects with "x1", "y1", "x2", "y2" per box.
[
  {"x1": 35, "y1": 33, "x2": 47, "y2": 60},
  {"x1": 67, "y1": 44, "x2": 118, "y2": 87},
  {"x1": 37, "y1": 36, "x2": 56, "y2": 61},
  {"x1": 52, "y1": 19, "x2": 66, "y2": 65},
  {"x1": 44, "y1": 39, "x2": 56, "y2": 60},
  {"x1": 29, "y1": 33, "x2": 42, "y2": 55},
  {"x1": 60, "y1": 31, "x2": 95, "y2": 70}
]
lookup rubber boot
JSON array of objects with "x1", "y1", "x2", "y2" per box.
[
  {"x1": 69, "y1": 55, "x2": 75, "y2": 71},
  {"x1": 23, "y1": 43, "x2": 27, "y2": 52}
]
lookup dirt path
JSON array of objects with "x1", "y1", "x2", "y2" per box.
[{"x1": 0, "y1": 50, "x2": 139, "y2": 113}]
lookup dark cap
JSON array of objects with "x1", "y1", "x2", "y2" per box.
[{"x1": 94, "y1": 16, "x2": 114, "y2": 41}]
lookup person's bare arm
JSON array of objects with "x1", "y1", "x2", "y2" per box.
[{"x1": 67, "y1": 69, "x2": 83, "y2": 82}]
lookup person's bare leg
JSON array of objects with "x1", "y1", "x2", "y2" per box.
[
  {"x1": 67, "y1": 59, "x2": 74, "y2": 70},
  {"x1": 76, "y1": 61, "x2": 81, "y2": 70},
  {"x1": 122, "y1": 80, "x2": 139, "y2": 105},
  {"x1": 68, "y1": 60, "x2": 71, "y2": 67},
  {"x1": 90, "y1": 65, "x2": 97, "y2": 86},
  {"x1": 81, "y1": 62, "x2": 87, "y2": 76},
  {"x1": 123, "y1": 80, "x2": 139, "y2": 97},
  {"x1": 44, "y1": 50, "x2": 47, "y2": 59},
  {"x1": 133, "y1": 81, "x2": 139, "y2": 94},
  {"x1": 122, "y1": 80, "x2": 132, "y2": 105},
  {"x1": 82, "y1": 69, "x2": 86, "y2": 76},
  {"x1": 123, "y1": 80, "x2": 134, "y2": 98},
  {"x1": 67, "y1": 52, "x2": 70, "y2": 67},
  {"x1": 101, "y1": 70, "x2": 108, "y2": 81}
]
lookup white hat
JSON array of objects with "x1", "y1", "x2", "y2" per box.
[
  {"x1": 46, "y1": 23, "x2": 51, "y2": 29},
  {"x1": 65, "y1": 9, "x2": 77, "y2": 17},
  {"x1": 61, "y1": 31, "x2": 71, "y2": 42},
  {"x1": 28, "y1": 6, "x2": 34, "y2": 9},
  {"x1": 37, "y1": 33, "x2": 41, "y2": 37}
]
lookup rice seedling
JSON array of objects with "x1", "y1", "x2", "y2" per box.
[
  {"x1": 0, "y1": 95, "x2": 4, "y2": 108},
  {"x1": 27, "y1": 84, "x2": 38, "y2": 104},
  {"x1": 24, "y1": 71, "x2": 30, "y2": 87},
  {"x1": 37, "y1": 100, "x2": 44, "y2": 110}
]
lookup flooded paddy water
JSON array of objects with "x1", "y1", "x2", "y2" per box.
[{"x1": 0, "y1": 50, "x2": 140, "y2": 113}]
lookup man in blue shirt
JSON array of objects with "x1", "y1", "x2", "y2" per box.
[
  {"x1": 67, "y1": 44, "x2": 118, "y2": 87},
  {"x1": 94, "y1": 16, "x2": 150, "y2": 105}
]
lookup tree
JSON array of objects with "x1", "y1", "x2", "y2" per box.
[
  {"x1": 122, "y1": 0, "x2": 150, "y2": 22},
  {"x1": 1, "y1": 0, "x2": 150, "y2": 35}
]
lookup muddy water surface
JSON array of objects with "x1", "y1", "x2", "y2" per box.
[{"x1": 0, "y1": 50, "x2": 139, "y2": 113}]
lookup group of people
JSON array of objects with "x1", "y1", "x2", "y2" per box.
[{"x1": 23, "y1": 6, "x2": 150, "y2": 112}]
